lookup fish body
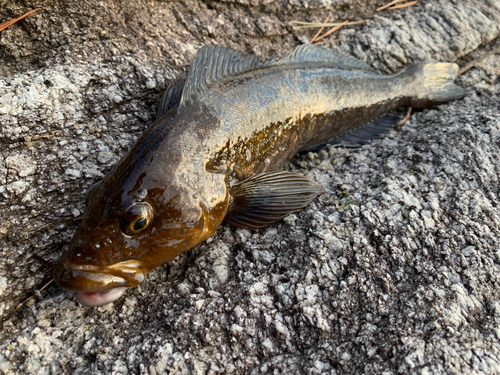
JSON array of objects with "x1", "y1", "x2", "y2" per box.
[{"x1": 54, "y1": 45, "x2": 468, "y2": 306}]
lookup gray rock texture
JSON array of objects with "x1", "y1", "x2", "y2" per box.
[{"x1": 1, "y1": 0, "x2": 500, "y2": 373}]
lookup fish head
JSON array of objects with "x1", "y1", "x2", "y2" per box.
[
  {"x1": 53, "y1": 179, "x2": 154, "y2": 306},
  {"x1": 54, "y1": 128, "x2": 230, "y2": 307}
]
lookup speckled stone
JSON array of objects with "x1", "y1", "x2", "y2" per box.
[{"x1": 1, "y1": 0, "x2": 500, "y2": 374}]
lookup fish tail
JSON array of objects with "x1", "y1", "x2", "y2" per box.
[{"x1": 402, "y1": 63, "x2": 470, "y2": 108}]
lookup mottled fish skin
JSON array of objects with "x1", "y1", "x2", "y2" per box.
[
  {"x1": 204, "y1": 64, "x2": 425, "y2": 179},
  {"x1": 54, "y1": 45, "x2": 468, "y2": 306}
]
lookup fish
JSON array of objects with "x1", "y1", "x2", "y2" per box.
[{"x1": 53, "y1": 44, "x2": 468, "y2": 307}]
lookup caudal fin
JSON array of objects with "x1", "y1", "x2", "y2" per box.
[{"x1": 404, "y1": 63, "x2": 470, "y2": 108}]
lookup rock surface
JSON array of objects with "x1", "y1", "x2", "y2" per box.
[{"x1": 1, "y1": 0, "x2": 500, "y2": 373}]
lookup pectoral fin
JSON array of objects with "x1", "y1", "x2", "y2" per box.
[{"x1": 225, "y1": 172, "x2": 324, "y2": 230}]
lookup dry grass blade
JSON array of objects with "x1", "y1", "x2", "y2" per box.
[
  {"x1": 291, "y1": 21, "x2": 348, "y2": 28},
  {"x1": 479, "y1": 64, "x2": 500, "y2": 74},
  {"x1": 314, "y1": 38, "x2": 343, "y2": 46},
  {"x1": 293, "y1": 16, "x2": 369, "y2": 47},
  {"x1": 309, "y1": 14, "x2": 331, "y2": 44},
  {"x1": 397, "y1": 107, "x2": 413, "y2": 126},
  {"x1": 15, "y1": 279, "x2": 54, "y2": 310},
  {"x1": 376, "y1": 0, "x2": 406, "y2": 12},
  {"x1": 312, "y1": 20, "x2": 349, "y2": 44},
  {"x1": 291, "y1": 20, "x2": 369, "y2": 29},
  {"x1": 458, "y1": 47, "x2": 500, "y2": 75},
  {"x1": 0, "y1": 8, "x2": 47, "y2": 33},
  {"x1": 389, "y1": 1, "x2": 418, "y2": 10}
]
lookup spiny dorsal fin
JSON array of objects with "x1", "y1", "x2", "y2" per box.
[
  {"x1": 278, "y1": 44, "x2": 375, "y2": 72},
  {"x1": 156, "y1": 78, "x2": 186, "y2": 119},
  {"x1": 180, "y1": 45, "x2": 267, "y2": 106},
  {"x1": 180, "y1": 45, "x2": 375, "y2": 105}
]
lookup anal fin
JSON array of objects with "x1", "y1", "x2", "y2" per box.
[
  {"x1": 307, "y1": 114, "x2": 400, "y2": 152},
  {"x1": 225, "y1": 172, "x2": 324, "y2": 230}
]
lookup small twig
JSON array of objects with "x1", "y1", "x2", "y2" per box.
[
  {"x1": 312, "y1": 20, "x2": 349, "y2": 44},
  {"x1": 310, "y1": 14, "x2": 331, "y2": 44},
  {"x1": 397, "y1": 107, "x2": 413, "y2": 126},
  {"x1": 389, "y1": 1, "x2": 418, "y2": 10},
  {"x1": 16, "y1": 279, "x2": 54, "y2": 310},
  {"x1": 291, "y1": 20, "x2": 370, "y2": 29},
  {"x1": 458, "y1": 47, "x2": 500, "y2": 75},
  {"x1": 314, "y1": 38, "x2": 343, "y2": 46},
  {"x1": 0, "y1": 8, "x2": 47, "y2": 33},
  {"x1": 376, "y1": 0, "x2": 406, "y2": 12}
]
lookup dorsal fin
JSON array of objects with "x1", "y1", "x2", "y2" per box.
[
  {"x1": 180, "y1": 45, "x2": 376, "y2": 106},
  {"x1": 277, "y1": 44, "x2": 375, "y2": 72},
  {"x1": 180, "y1": 46, "x2": 267, "y2": 105},
  {"x1": 156, "y1": 78, "x2": 186, "y2": 119}
]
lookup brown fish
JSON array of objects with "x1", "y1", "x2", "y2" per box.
[{"x1": 53, "y1": 45, "x2": 468, "y2": 306}]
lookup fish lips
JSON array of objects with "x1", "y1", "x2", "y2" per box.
[{"x1": 54, "y1": 255, "x2": 150, "y2": 294}]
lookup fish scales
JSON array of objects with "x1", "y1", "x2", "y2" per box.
[
  {"x1": 203, "y1": 65, "x2": 409, "y2": 178},
  {"x1": 53, "y1": 45, "x2": 469, "y2": 307}
]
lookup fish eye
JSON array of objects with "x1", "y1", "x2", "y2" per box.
[{"x1": 120, "y1": 202, "x2": 153, "y2": 236}]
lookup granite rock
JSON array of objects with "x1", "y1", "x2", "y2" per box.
[{"x1": 1, "y1": 0, "x2": 500, "y2": 374}]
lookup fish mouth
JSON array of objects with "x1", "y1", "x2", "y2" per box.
[
  {"x1": 54, "y1": 256, "x2": 150, "y2": 306},
  {"x1": 76, "y1": 287, "x2": 129, "y2": 308}
]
